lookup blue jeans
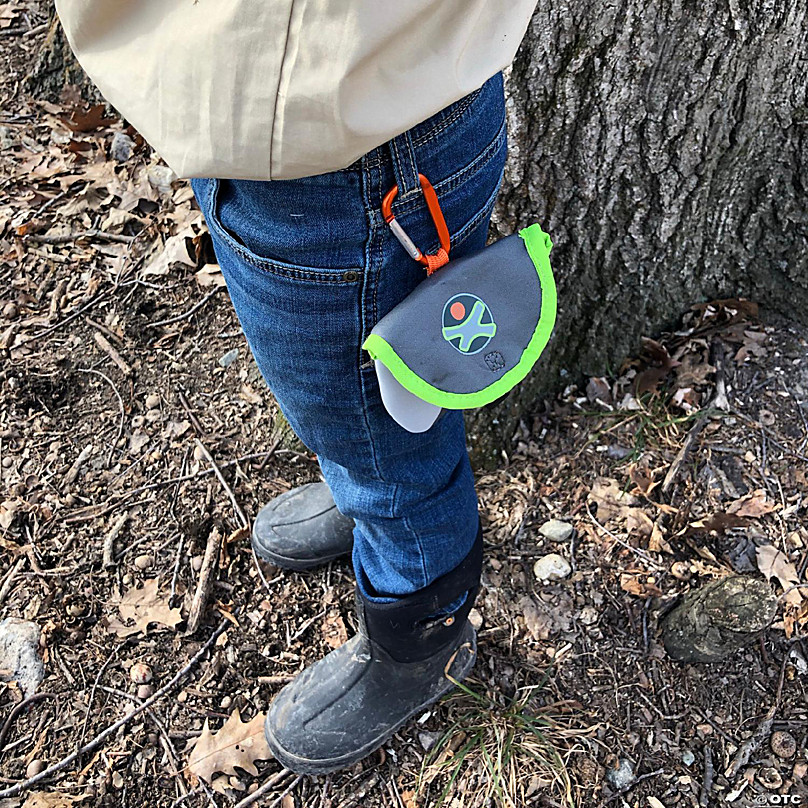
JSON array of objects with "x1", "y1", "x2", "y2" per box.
[{"x1": 191, "y1": 72, "x2": 507, "y2": 605}]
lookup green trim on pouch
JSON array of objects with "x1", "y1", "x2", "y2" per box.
[{"x1": 362, "y1": 223, "x2": 557, "y2": 409}]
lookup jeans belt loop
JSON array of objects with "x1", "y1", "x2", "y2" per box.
[{"x1": 389, "y1": 130, "x2": 420, "y2": 198}]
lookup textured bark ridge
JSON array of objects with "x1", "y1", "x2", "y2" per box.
[
  {"x1": 468, "y1": 0, "x2": 808, "y2": 463},
  {"x1": 661, "y1": 575, "x2": 778, "y2": 663}
]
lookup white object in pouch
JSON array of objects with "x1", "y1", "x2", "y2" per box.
[{"x1": 375, "y1": 360, "x2": 442, "y2": 433}]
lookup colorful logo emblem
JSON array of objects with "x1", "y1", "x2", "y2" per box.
[{"x1": 442, "y1": 293, "x2": 497, "y2": 355}]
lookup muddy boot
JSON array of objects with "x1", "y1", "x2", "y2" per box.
[
  {"x1": 251, "y1": 482, "x2": 354, "y2": 573},
  {"x1": 264, "y1": 526, "x2": 483, "y2": 774}
]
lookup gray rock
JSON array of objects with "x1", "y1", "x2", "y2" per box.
[
  {"x1": 605, "y1": 758, "x2": 635, "y2": 791},
  {"x1": 538, "y1": 519, "x2": 574, "y2": 542},
  {"x1": 219, "y1": 348, "x2": 239, "y2": 368},
  {"x1": 418, "y1": 731, "x2": 439, "y2": 752},
  {"x1": 0, "y1": 126, "x2": 15, "y2": 150},
  {"x1": 0, "y1": 618, "x2": 44, "y2": 698},
  {"x1": 111, "y1": 132, "x2": 135, "y2": 163},
  {"x1": 533, "y1": 553, "x2": 572, "y2": 583}
]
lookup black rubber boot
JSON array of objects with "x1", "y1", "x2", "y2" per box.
[
  {"x1": 264, "y1": 526, "x2": 483, "y2": 775},
  {"x1": 251, "y1": 482, "x2": 354, "y2": 572}
]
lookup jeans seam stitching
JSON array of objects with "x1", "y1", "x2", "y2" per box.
[{"x1": 391, "y1": 115, "x2": 506, "y2": 218}]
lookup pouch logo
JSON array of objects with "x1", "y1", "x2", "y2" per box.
[{"x1": 442, "y1": 293, "x2": 497, "y2": 355}]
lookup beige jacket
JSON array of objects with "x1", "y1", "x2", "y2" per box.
[{"x1": 54, "y1": 0, "x2": 537, "y2": 180}]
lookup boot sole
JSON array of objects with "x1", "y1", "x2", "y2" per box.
[
  {"x1": 251, "y1": 539, "x2": 349, "y2": 573},
  {"x1": 263, "y1": 630, "x2": 477, "y2": 775}
]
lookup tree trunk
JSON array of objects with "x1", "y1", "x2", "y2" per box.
[
  {"x1": 24, "y1": 16, "x2": 104, "y2": 105},
  {"x1": 469, "y1": 0, "x2": 808, "y2": 465}
]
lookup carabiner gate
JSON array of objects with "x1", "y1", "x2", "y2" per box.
[{"x1": 382, "y1": 173, "x2": 450, "y2": 274}]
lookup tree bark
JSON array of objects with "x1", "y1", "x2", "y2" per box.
[
  {"x1": 468, "y1": 0, "x2": 808, "y2": 464},
  {"x1": 661, "y1": 575, "x2": 778, "y2": 663},
  {"x1": 25, "y1": 17, "x2": 104, "y2": 105}
]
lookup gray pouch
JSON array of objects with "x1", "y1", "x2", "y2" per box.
[{"x1": 362, "y1": 223, "x2": 556, "y2": 432}]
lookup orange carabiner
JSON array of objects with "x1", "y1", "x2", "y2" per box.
[{"x1": 382, "y1": 173, "x2": 450, "y2": 275}]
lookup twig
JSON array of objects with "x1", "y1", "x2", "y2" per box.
[
  {"x1": 233, "y1": 771, "x2": 297, "y2": 808},
  {"x1": 147, "y1": 288, "x2": 221, "y2": 330},
  {"x1": 96, "y1": 687, "x2": 188, "y2": 800},
  {"x1": 79, "y1": 644, "x2": 122, "y2": 745},
  {"x1": 186, "y1": 527, "x2": 223, "y2": 635},
  {"x1": 0, "y1": 557, "x2": 25, "y2": 604},
  {"x1": 586, "y1": 509, "x2": 664, "y2": 569},
  {"x1": 724, "y1": 705, "x2": 777, "y2": 779},
  {"x1": 102, "y1": 513, "x2": 129, "y2": 568},
  {"x1": 93, "y1": 331, "x2": 132, "y2": 376},
  {"x1": 24, "y1": 291, "x2": 111, "y2": 343},
  {"x1": 0, "y1": 618, "x2": 230, "y2": 799},
  {"x1": 60, "y1": 443, "x2": 93, "y2": 488},
  {"x1": 194, "y1": 439, "x2": 248, "y2": 528},
  {"x1": 78, "y1": 367, "x2": 126, "y2": 466},
  {"x1": 25, "y1": 229, "x2": 136, "y2": 245},
  {"x1": 661, "y1": 415, "x2": 709, "y2": 496},
  {"x1": 0, "y1": 693, "x2": 55, "y2": 753},
  {"x1": 699, "y1": 744, "x2": 713, "y2": 807},
  {"x1": 170, "y1": 533, "x2": 185, "y2": 606}
]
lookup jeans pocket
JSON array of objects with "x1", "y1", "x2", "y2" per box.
[{"x1": 200, "y1": 176, "x2": 367, "y2": 282}]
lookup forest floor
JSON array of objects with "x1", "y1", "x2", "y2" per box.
[{"x1": 1, "y1": 7, "x2": 808, "y2": 808}]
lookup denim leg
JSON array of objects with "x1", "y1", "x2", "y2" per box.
[{"x1": 191, "y1": 72, "x2": 507, "y2": 604}]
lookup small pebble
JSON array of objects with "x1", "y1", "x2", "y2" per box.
[
  {"x1": 681, "y1": 750, "x2": 695, "y2": 766},
  {"x1": 2, "y1": 302, "x2": 18, "y2": 320},
  {"x1": 468, "y1": 608, "x2": 483, "y2": 631},
  {"x1": 533, "y1": 553, "x2": 572, "y2": 582},
  {"x1": 26, "y1": 759, "x2": 45, "y2": 778},
  {"x1": 539, "y1": 519, "x2": 574, "y2": 542},
  {"x1": 145, "y1": 393, "x2": 160, "y2": 410},
  {"x1": 138, "y1": 684, "x2": 154, "y2": 700},
  {"x1": 129, "y1": 662, "x2": 153, "y2": 684},
  {"x1": 418, "y1": 731, "x2": 439, "y2": 752},
  {"x1": 220, "y1": 695, "x2": 233, "y2": 710},
  {"x1": 605, "y1": 758, "x2": 635, "y2": 790},
  {"x1": 134, "y1": 554, "x2": 153, "y2": 570},
  {"x1": 219, "y1": 348, "x2": 239, "y2": 368},
  {"x1": 190, "y1": 555, "x2": 204, "y2": 572},
  {"x1": 111, "y1": 131, "x2": 135, "y2": 163},
  {"x1": 122, "y1": 573, "x2": 133, "y2": 586}
]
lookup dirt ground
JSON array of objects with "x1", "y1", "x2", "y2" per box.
[{"x1": 1, "y1": 7, "x2": 807, "y2": 808}]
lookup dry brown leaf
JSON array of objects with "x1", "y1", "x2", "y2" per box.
[
  {"x1": 735, "y1": 330, "x2": 767, "y2": 363},
  {"x1": 727, "y1": 489, "x2": 777, "y2": 518},
  {"x1": 619, "y1": 574, "x2": 662, "y2": 599},
  {"x1": 689, "y1": 512, "x2": 748, "y2": 533},
  {"x1": 588, "y1": 477, "x2": 640, "y2": 521},
  {"x1": 142, "y1": 227, "x2": 199, "y2": 276},
  {"x1": 195, "y1": 263, "x2": 227, "y2": 288},
  {"x1": 634, "y1": 338, "x2": 679, "y2": 395},
  {"x1": 625, "y1": 507, "x2": 654, "y2": 538},
  {"x1": 321, "y1": 610, "x2": 348, "y2": 650},
  {"x1": 756, "y1": 544, "x2": 803, "y2": 607},
  {"x1": 23, "y1": 793, "x2": 87, "y2": 808},
  {"x1": 648, "y1": 521, "x2": 673, "y2": 554},
  {"x1": 106, "y1": 578, "x2": 182, "y2": 637},
  {"x1": 186, "y1": 710, "x2": 272, "y2": 783}
]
